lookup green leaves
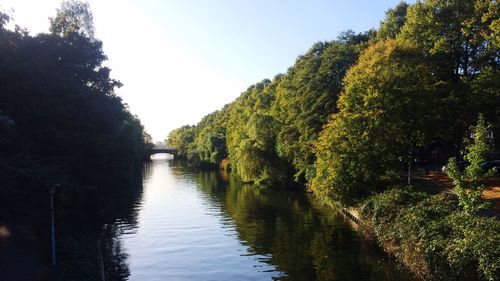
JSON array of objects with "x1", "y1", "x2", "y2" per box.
[
  {"x1": 273, "y1": 34, "x2": 370, "y2": 182},
  {"x1": 446, "y1": 115, "x2": 495, "y2": 215},
  {"x1": 0, "y1": 1, "x2": 149, "y2": 191},
  {"x1": 194, "y1": 107, "x2": 229, "y2": 165},
  {"x1": 226, "y1": 78, "x2": 290, "y2": 186},
  {"x1": 311, "y1": 39, "x2": 438, "y2": 204},
  {"x1": 49, "y1": 0, "x2": 95, "y2": 39},
  {"x1": 361, "y1": 188, "x2": 500, "y2": 281},
  {"x1": 166, "y1": 125, "x2": 196, "y2": 159},
  {"x1": 377, "y1": 1, "x2": 410, "y2": 40}
]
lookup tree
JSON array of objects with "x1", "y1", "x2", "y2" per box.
[
  {"x1": 49, "y1": 0, "x2": 95, "y2": 38},
  {"x1": 398, "y1": 0, "x2": 499, "y2": 147},
  {"x1": 400, "y1": 0, "x2": 498, "y2": 79},
  {"x1": 273, "y1": 32, "x2": 372, "y2": 183},
  {"x1": 166, "y1": 125, "x2": 196, "y2": 159},
  {"x1": 194, "y1": 105, "x2": 230, "y2": 167},
  {"x1": 377, "y1": 1, "x2": 410, "y2": 40},
  {"x1": 446, "y1": 115, "x2": 495, "y2": 215},
  {"x1": 0, "y1": 1, "x2": 148, "y2": 187},
  {"x1": 310, "y1": 39, "x2": 437, "y2": 204},
  {"x1": 0, "y1": 10, "x2": 9, "y2": 29},
  {"x1": 226, "y1": 78, "x2": 290, "y2": 185}
]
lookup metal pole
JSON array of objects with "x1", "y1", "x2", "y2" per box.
[
  {"x1": 407, "y1": 145, "x2": 412, "y2": 186},
  {"x1": 50, "y1": 188, "x2": 56, "y2": 268},
  {"x1": 408, "y1": 160, "x2": 411, "y2": 185},
  {"x1": 436, "y1": 148, "x2": 439, "y2": 172}
]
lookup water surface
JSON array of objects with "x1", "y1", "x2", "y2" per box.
[{"x1": 106, "y1": 156, "x2": 414, "y2": 281}]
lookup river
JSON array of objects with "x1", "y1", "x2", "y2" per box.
[{"x1": 98, "y1": 155, "x2": 415, "y2": 281}]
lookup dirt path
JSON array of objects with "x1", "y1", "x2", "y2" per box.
[{"x1": 413, "y1": 171, "x2": 500, "y2": 216}]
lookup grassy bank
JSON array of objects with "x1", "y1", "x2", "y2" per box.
[{"x1": 358, "y1": 187, "x2": 499, "y2": 281}]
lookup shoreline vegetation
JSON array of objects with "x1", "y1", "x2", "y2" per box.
[
  {"x1": 0, "y1": 2, "x2": 153, "y2": 280},
  {"x1": 167, "y1": 1, "x2": 500, "y2": 280}
]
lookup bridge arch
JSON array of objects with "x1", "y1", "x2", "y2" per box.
[{"x1": 146, "y1": 146, "x2": 178, "y2": 157}]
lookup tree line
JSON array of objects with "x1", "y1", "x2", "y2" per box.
[
  {"x1": 0, "y1": 1, "x2": 154, "y2": 278},
  {"x1": 0, "y1": 1, "x2": 153, "y2": 192},
  {"x1": 168, "y1": 0, "x2": 499, "y2": 204}
]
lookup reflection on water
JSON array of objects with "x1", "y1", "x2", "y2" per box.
[
  {"x1": 51, "y1": 159, "x2": 146, "y2": 280},
  {"x1": 101, "y1": 156, "x2": 415, "y2": 281}
]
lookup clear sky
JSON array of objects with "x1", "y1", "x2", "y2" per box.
[{"x1": 1, "y1": 0, "x2": 408, "y2": 141}]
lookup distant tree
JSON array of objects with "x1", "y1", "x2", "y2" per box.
[
  {"x1": 142, "y1": 130, "x2": 154, "y2": 150},
  {"x1": 377, "y1": 1, "x2": 409, "y2": 40},
  {"x1": 0, "y1": 10, "x2": 9, "y2": 29},
  {"x1": 273, "y1": 32, "x2": 372, "y2": 183},
  {"x1": 227, "y1": 78, "x2": 291, "y2": 185},
  {"x1": 166, "y1": 125, "x2": 196, "y2": 159},
  {"x1": 49, "y1": 0, "x2": 95, "y2": 38},
  {"x1": 195, "y1": 105, "x2": 230, "y2": 167}
]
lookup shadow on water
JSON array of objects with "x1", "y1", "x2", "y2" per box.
[
  {"x1": 172, "y1": 163, "x2": 416, "y2": 281},
  {"x1": 49, "y1": 158, "x2": 415, "y2": 281},
  {"x1": 51, "y1": 162, "x2": 151, "y2": 281}
]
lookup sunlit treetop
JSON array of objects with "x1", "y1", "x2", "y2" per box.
[{"x1": 49, "y1": 0, "x2": 94, "y2": 38}]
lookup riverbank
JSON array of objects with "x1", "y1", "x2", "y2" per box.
[
  {"x1": 173, "y1": 159, "x2": 500, "y2": 281},
  {"x1": 328, "y1": 170, "x2": 500, "y2": 281},
  {"x1": 353, "y1": 186, "x2": 499, "y2": 281}
]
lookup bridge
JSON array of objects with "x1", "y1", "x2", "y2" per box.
[{"x1": 146, "y1": 146, "x2": 178, "y2": 157}]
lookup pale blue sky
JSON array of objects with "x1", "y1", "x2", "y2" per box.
[{"x1": 2, "y1": 0, "x2": 410, "y2": 141}]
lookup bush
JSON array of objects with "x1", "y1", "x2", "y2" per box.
[
  {"x1": 360, "y1": 187, "x2": 428, "y2": 242},
  {"x1": 445, "y1": 213, "x2": 499, "y2": 281},
  {"x1": 360, "y1": 187, "x2": 500, "y2": 281}
]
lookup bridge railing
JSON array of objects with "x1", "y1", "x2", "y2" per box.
[{"x1": 146, "y1": 147, "x2": 178, "y2": 155}]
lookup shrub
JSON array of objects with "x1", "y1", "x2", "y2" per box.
[
  {"x1": 360, "y1": 186, "x2": 428, "y2": 242},
  {"x1": 360, "y1": 188, "x2": 500, "y2": 281}
]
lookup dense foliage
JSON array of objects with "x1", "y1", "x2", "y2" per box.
[
  {"x1": 398, "y1": 0, "x2": 499, "y2": 143},
  {"x1": 311, "y1": 39, "x2": 438, "y2": 204},
  {"x1": 226, "y1": 78, "x2": 295, "y2": 185},
  {"x1": 0, "y1": 2, "x2": 152, "y2": 278},
  {"x1": 0, "y1": 3, "x2": 151, "y2": 190},
  {"x1": 166, "y1": 125, "x2": 196, "y2": 159},
  {"x1": 272, "y1": 32, "x2": 372, "y2": 182},
  {"x1": 168, "y1": 31, "x2": 374, "y2": 185},
  {"x1": 377, "y1": 2, "x2": 409, "y2": 40},
  {"x1": 360, "y1": 188, "x2": 499, "y2": 281},
  {"x1": 195, "y1": 105, "x2": 230, "y2": 167}
]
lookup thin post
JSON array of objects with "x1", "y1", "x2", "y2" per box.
[
  {"x1": 49, "y1": 186, "x2": 56, "y2": 268},
  {"x1": 97, "y1": 239, "x2": 106, "y2": 281},
  {"x1": 435, "y1": 148, "x2": 439, "y2": 172},
  {"x1": 407, "y1": 145, "x2": 412, "y2": 186}
]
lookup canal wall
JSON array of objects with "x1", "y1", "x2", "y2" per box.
[
  {"x1": 339, "y1": 206, "x2": 361, "y2": 224},
  {"x1": 331, "y1": 201, "x2": 361, "y2": 225}
]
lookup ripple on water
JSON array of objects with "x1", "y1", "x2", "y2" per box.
[{"x1": 108, "y1": 159, "x2": 416, "y2": 281}]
